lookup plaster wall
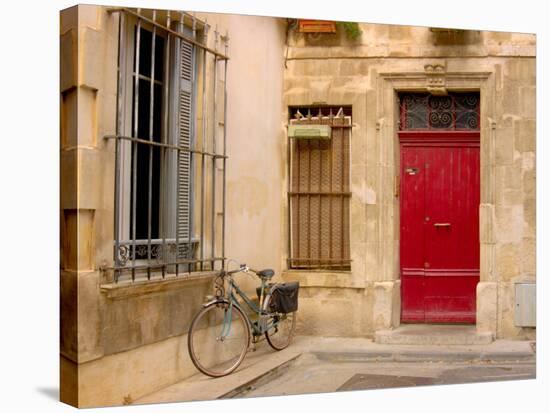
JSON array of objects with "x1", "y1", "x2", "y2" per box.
[{"x1": 60, "y1": 5, "x2": 286, "y2": 406}]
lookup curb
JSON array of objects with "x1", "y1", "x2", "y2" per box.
[
  {"x1": 311, "y1": 350, "x2": 535, "y2": 363},
  {"x1": 220, "y1": 353, "x2": 302, "y2": 399}
]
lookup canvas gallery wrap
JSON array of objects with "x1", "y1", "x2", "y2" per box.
[{"x1": 60, "y1": 4, "x2": 536, "y2": 408}]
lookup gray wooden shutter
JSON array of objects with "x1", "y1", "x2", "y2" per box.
[{"x1": 177, "y1": 32, "x2": 195, "y2": 260}]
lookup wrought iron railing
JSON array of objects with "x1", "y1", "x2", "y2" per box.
[{"x1": 102, "y1": 7, "x2": 229, "y2": 283}]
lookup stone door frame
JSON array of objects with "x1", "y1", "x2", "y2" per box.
[{"x1": 370, "y1": 65, "x2": 498, "y2": 335}]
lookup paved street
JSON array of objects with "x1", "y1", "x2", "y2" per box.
[
  {"x1": 233, "y1": 354, "x2": 535, "y2": 398},
  {"x1": 135, "y1": 335, "x2": 536, "y2": 405}
]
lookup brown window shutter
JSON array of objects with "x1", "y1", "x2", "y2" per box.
[{"x1": 289, "y1": 110, "x2": 351, "y2": 270}]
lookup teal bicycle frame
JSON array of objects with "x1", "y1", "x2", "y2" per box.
[{"x1": 219, "y1": 273, "x2": 282, "y2": 339}]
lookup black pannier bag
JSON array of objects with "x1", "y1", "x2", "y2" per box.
[{"x1": 269, "y1": 282, "x2": 299, "y2": 314}]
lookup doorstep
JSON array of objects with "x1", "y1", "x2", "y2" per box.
[{"x1": 374, "y1": 324, "x2": 494, "y2": 345}]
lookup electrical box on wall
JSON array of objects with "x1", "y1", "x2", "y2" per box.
[{"x1": 514, "y1": 283, "x2": 536, "y2": 327}]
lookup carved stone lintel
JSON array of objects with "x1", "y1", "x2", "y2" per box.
[{"x1": 424, "y1": 63, "x2": 447, "y2": 95}]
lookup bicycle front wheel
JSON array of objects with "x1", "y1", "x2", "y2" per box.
[
  {"x1": 188, "y1": 301, "x2": 250, "y2": 377},
  {"x1": 263, "y1": 294, "x2": 297, "y2": 351}
]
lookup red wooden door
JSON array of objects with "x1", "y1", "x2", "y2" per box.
[{"x1": 400, "y1": 132, "x2": 480, "y2": 323}]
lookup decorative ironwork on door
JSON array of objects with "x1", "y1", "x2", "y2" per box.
[{"x1": 399, "y1": 92, "x2": 480, "y2": 131}]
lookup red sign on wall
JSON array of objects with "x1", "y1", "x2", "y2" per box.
[{"x1": 298, "y1": 20, "x2": 337, "y2": 33}]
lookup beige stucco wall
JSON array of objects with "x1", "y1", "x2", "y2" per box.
[
  {"x1": 201, "y1": 12, "x2": 287, "y2": 289},
  {"x1": 60, "y1": 5, "x2": 286, "y2": 407},
  {"x1": 281, "y1": 23, "x2": 535, "y2": 341}
]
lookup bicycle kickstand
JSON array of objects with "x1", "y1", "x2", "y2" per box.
[{"x1": 249, "y1": 337, "x2": 258, "y2": 352}]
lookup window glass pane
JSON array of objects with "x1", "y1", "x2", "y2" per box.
[
  {"x1": 138, "y1": 27, "x2": 152, "y2": 77},
  {"x1": 129, "y1": 74, "x2": 164, "y2": 241},
  {"x1": 133, "y1": 26, "x2": 165, "y2": 80},
  {"x1": 154, "y1": 35, "x2": 165, "y2": 82},
  {"x1": 137, "y1": 79, "x2": 150, "y2": 138}
]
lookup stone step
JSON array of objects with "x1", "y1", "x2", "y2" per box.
[{"x1": 374, "y1": 324, "x2": 494, "y2": 345}]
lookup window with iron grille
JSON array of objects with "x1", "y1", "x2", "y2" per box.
[
  {"x1": 107, "y1": 8, "x2": 229, "y2": 283},
  {"x1": 399, "y1": 92, "x2": 480, "y2": 131},
  {"x1": 288, "y1": 107, "x2": 352, "y2": 270}
]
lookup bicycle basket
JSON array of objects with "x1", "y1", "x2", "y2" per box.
[{"x1": 269, "y1": 282, "x2": 299, "y2": 314}]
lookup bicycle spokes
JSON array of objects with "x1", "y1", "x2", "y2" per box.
[{"x1": 188, "y1": 302, "x2": 250, "y2": 377}]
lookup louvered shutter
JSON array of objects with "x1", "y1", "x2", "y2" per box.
[{"x1": 176, "y1": 31, "x2": 195, "y2": 260}]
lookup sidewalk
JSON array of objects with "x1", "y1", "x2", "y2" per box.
[{"x1": 134, "y1": 335, "x2": 536, "y2": 405}]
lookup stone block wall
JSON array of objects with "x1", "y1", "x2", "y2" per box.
[
  {"x1": 60, "y1": 5, "x2": 116, "y2": 405},
  {"x1": 282, "y1": 23, "x2": 536, "y2": 340}
]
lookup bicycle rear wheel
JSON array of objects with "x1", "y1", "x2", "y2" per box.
[
  {"x1": 264, "y1": 294, "x2": 297, "y2": 351},
  {"x1": 188, "y1": 301, "x2": 250, "y2": 377}
]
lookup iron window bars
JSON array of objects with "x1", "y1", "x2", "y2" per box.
[
  {"x1": 399, "y1": 92, "x2": 480, "y2": 131},
  {"x1": 104, "y1": 8, "x2": 229, "y2": 283},
  {"x1": 287, "y1": 107, "x2": 352, "y2": 270}
]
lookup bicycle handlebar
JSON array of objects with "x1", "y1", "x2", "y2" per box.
[
  {"x1": 223, "y1": 264, "x2": 265, "y2": 278},
  {"x1": 224, "y1": 263, "x2": 250, "y2": 276}
]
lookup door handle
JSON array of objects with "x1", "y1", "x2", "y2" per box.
[{"x1": 434, "y1": 223, "x2": 451, "y2": 227}]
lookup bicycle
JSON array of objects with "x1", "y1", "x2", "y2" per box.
[{"x1": 187, "y1": 262, "x2": 299, "y2": 377}]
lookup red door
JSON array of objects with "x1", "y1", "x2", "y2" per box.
[{"x1": 400, "y1": 132, "x2": 480, "y2": 323}]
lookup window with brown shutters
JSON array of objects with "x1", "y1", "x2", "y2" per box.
[{"x1": 288, "y1": 107, "x2": 352, "y2": 270}]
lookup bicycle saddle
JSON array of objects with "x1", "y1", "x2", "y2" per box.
[{"x1": 257, "y1": 269, "x2": 274, "y2": 279}]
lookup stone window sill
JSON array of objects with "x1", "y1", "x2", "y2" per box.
[
  {"x1": 282, "y1": 269, "x2": 364, "y2": 289},
  {"x1": 100, "y1": 271, "x2": 217, "y2": 300}
]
